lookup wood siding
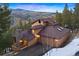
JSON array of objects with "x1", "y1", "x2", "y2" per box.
[
  {"x1": 39, "y1": 33, "x2": 71, "y2": 48},
  {"x1": 32, "y1": 21, "x2": 44, "y2": 27},
  {"x1": 28, "y1": 38, "x2": 39, "y2": 47}
]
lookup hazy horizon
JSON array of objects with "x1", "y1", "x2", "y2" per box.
[{"x1": 9, "y1": 3, "x2": 75, "y2": 12}]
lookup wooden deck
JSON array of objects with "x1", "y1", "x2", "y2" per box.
[{"x1": 16, "y1": 43, "x2": 52, "y2": 56}]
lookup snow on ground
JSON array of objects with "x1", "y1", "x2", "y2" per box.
[{"x1": 43, "y1": 36, "x2": 79, "y2": 56}]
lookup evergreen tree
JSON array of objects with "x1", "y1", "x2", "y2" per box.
[
  {"x1": 0, "y1": 3, "x2": 11, "y2": 35},
  {"x1": 70, "y1": 9, "x2": 76, "y2": 30},
  {"x1": 55, "y1": 10, "x2": 63, "y2": 26},
  {"x1": 62, "y1": 4, "x2": 72, "y2": 28},
  {"x1": 25, "y1": 15, "x2": 32, "y2": 29},
  {"x1": 0, "y1": 31, "x2": 13, "y2": 52},
  {"x1": 74, "y1": 3, "x2": 79, "y2": 29},
  {"x1": 18, "y1": 15, "x2": 32, "y2": 30},
  {"x1": 18, "y1": 20, "x2": 23, "y2": 29},
  {"x1": 0, "y1": 3, "x2": 12, "y2": 53}
]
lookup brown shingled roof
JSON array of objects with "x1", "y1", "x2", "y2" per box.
[
  {"x1": 39, "y1": 25, "x2": 70, "y2": 39},
  {"x1": 15, "y1": 30, "x2": 35, "y2": 41},
  {"x1": 21, "y1": 30, "x2": 35, "y2": 41}
]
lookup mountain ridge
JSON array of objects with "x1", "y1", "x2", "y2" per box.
[{"x1": 11, "y1": 9, "x2": 56, "y2": 20}]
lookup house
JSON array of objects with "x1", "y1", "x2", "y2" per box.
[
  {"x1": 12, "y1": 17, "x2": 71, "y2": 51},
  {"x1": 39, "y1": 25, "x2": 71, "y2": 48},
  {"x1": 31, "y1": 17, "x2": 71, "y2": 48}
]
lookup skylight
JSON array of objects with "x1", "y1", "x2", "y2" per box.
[
  {"x1": 57, "y1": 28, "x2": 62, "y2": 31},
  {"x1": 57, "y1": 27, "x2": 64, "y2": 32},
  {"x1": 60, "y1": 27, "x2": 64, "y2": 30}
]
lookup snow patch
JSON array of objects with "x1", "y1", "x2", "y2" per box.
[{"x1": 43, "y1": 36, "x2": 79, "y2": 56}]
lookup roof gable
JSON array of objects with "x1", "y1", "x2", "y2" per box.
[{"x1": 32, "y1": 17, "x2": 59, "y2": 26}]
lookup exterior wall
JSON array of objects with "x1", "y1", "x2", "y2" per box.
[
  {"x1": 39, "y1": 33, "x2": 71, "y2": 48},
  {"x1": 39, "y1": 37, "x2": 54, "y2": 47},
  {"x1": 19, "y1": 37, "x2": 39, "y2": 47},
  {"x1": 54, "y1": 33, "x2": 71, "y2": 47},
  {"x1": 28, "y1": 29, "x2": 41, "y2": 47},
  {"x1": 28, "y1": 38, "x2": 39, "y2": 47},
  {"x1": 12, "y1": 38, "x2": 39, "y2": 51},
  {"x1": 32, "y1": 21, "x2": 44, "y2": 27},
  {"x1": 21, "y1": 39, "x2": 28, "y2": 47},
  {"x1": 18, "y1": 38, "x2": 39, "y2": 48},
  {"x1": 16, "y1": 38, "x2": 28, "y2": 48},
  {"x1": 32, "y1": 29, "x2": 41, "y2": 34},
  {"x1": 12, "y1": 43, "x2": 21, "y2": 52}
]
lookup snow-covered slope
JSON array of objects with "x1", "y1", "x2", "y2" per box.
[{"x1": 43, "y1": 36, "x2": 79, "y2": 56}]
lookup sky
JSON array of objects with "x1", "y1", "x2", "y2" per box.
[{"x1": 9, "y1": 3, "x2": 75, "y2": 12}]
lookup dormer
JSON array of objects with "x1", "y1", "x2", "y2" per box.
[
  {"x1": 32, "y1": 17, "x2": 58, "y2": 27},
  {"x1": 32, "y1": 20, "x2": 44, "y2": 27}
]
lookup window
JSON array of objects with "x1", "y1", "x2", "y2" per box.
[
  {"x1": 57, "y1": 28, "x2": 62, "y2": 31},
  {"x1": 19, "y1": 40, "x2": 23, "y2": 43},
  {"x1": 38, "y1": 20, "x2": 41, "y2": 23},
  {"x1": 57, "y1": 26, "x2": 64, "y2": 32},
  {"x1": 57, "y1": 27, "x2": 62, "y2": 32},
  {"x1": 60, "y1": 27, "x2": 64, "y2": 30}
]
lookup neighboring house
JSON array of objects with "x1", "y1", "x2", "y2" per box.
[{"x1": 12, "y1": 17, "x2": 71, "y2": 51}]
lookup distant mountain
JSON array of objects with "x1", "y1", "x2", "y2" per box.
[
  {"x1": 10, "y1": 9, "x2": 56, "y2": 27},
  {"x1": 11, "y1": 9, "x2": 56, "y2": 20}
]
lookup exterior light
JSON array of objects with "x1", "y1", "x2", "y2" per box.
[
  {"x1": 55, "y1": 39, "x2": 59, "y2": 42},
  {"x1": 32, "y1": 30, "x2": 35, "y2": 34},
  {"x1": 19, "y1": 40, "x2": 23, "y2": 43},
  {"x1": 35, "y1": 34, "x2": 40, "y2": 38}
]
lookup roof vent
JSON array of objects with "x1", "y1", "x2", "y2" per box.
[
  {"x1": 57, "y1": 27, "x2": 62, "y2": 32},
  {"x1": 60, "y1": 27, "x2": 64, "y2": 30}
]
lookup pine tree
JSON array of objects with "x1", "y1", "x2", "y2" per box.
[
  {"x1": 25, "y1": 15, "x2": 32, "y2": 29},
  {"x1": 70, "y1": 9, "x2": 76, "y2": 30},
  {"x1": 74, "y1": 3, "x2": 79, "y2": 29},
  {"x1": 62, "y1": 4, "x2": 72, "y2": 28},
  {"x1": 0, "y1": 3, "x2": 11, "y2": 35},
  {"x1": 18, "y1": 15, "x2": 32, "y2": 30},
  {"x1": 0, "y1": 4, "x2": 12, "y2": 53},
  {"x1": 18, "y1": 20, "x2": 23, "y2": 29},
  {"x1": 55, "y1": 10, "x2": 63, "y2": 26}
]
